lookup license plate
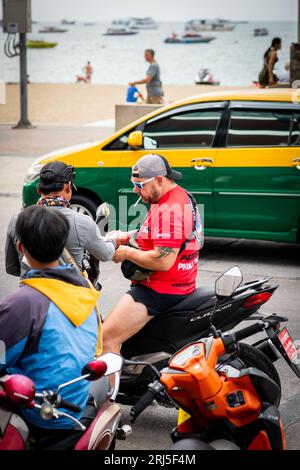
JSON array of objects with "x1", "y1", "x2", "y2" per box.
[{"x1": 278, "y1": 328, "x2": 298, "y2": 363}]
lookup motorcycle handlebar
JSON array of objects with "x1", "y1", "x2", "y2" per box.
[
  {"x1": 130, "y1": 389, "x2": 156, "y2": 422},
  {"x1": 233, "y1": 322, "x2": 265, "y2": 342},
  {"x1": 58, "y1": 398, "x2": 81, "y2": 413}
]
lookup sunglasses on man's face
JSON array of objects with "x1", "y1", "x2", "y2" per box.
[{"x1": 131, "y1": 177, "x2": 155, "y2": 190}]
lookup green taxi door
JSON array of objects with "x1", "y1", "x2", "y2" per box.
[
  {"x1": 116, "y1": 102, "x2": 226, "y2": 231},
  {"x1": 213, "y1": 101, "x2": 300, "y2": 242}
]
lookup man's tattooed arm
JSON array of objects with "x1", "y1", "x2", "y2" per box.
[{"x1": 155, "y1": 246, "x2": 176, "y2": 259}]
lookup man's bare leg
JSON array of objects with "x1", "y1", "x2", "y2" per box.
[{"x1": 102, "y1": 293, "x2": 153, "y2": 354}]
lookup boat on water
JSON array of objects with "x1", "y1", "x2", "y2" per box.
[
  {"x1": 61, "y1": 19, "x2": 75, "y2": 25},
  {"x1": 27, "y1": 40, "x2": 57, "y2": 48},
  {"x1": 111, "y1": 18, "x2": 133, "y2": 27},
  {"x1": 38, "y1": 26, "x2": 67, "y2": 33},
  {"x1": 130, "y1": 17, "x2": 158, "y2": 29},
  {"x1": 254, "y1": 28, "x2": 269, "y2": 36},
  {"x1": 103, "y1": 27, "x2": 138, "y2": 36},
  {"x1": 185, "y1": 19, "x2": 235, "y2": 32},
  {"x1": 165, "y1": 33, "x2": 215, "y2": 44}
]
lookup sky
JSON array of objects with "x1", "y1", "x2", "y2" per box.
[{"x1": 0, "y1": 0, "x2": 298, "y2": 22}]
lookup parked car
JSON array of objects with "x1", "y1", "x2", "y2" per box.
[{"x1": 23, "y1": 89, "x2": 300, "y2": 243}]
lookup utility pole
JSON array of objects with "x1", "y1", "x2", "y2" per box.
[
  {"x1": 2, "y1": 0, "x2": 33, "y2": 128},
  {"x1": 298, "y1": 0, "x2": 300, "y2": 43},
  {"x1": 290, "y1": 0, "x2": 300, "y2": 85},
  {"x1": 15, "y1": 31, "x2": 32, "y2": 128}
]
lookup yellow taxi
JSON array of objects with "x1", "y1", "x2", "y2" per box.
[{"x1": 23, "y1": 88, "x2": 300, "y2": 243}]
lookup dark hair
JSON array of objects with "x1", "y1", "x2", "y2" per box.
[
  {"x1": 37, "y1": 162, "x2": 76, "y2": 195},
  {"x1": 37, "y1": 180, "x2": 65, "y2": 194},
  {"x1": 145, "y1": 48, "x2": 155, "y2": 57},
  {"x1": 271, "y1": 37, "x2": 281, "y2": 47},
  {"x1": 16, "y1": 206, "x2": 69, "y2": 263},
  {"x1": 264, "y1": 37, "x2": 281, "y2": 59}
]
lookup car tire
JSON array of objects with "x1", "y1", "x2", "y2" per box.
[{"x1": 70, "y1": 194, "x2": 99, "y2": 219}]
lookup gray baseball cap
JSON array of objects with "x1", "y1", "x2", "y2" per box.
[{"x1": 132, "y1": 154, "x2": 183, "y2": 180}]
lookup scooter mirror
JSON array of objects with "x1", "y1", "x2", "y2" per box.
[
  {"x1": 97, "y1": 353, "x2": 123, "y2": 376},
  {"x1": 95, "y1": 202, "x2": 110, "y2": 235},
  {"x1": 95, "y1": 202, "x2": 110, "y2": 224},
  {"x1": 2, "y1": 375, "x2": 35, "y2": 407},
  {"x1": 215, "y1": 266, "x2": 243, "y2": 298}
]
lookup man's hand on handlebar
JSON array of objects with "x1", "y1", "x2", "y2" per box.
[{"x1": 105, "y1": 230, "x2": 133, "y2": 249}]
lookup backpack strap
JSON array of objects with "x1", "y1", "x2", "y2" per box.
[{"x1": 178, "y1": 192, "x2": 202, "y2": 254}]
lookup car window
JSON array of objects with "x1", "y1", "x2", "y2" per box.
[
  {"x1": 227, "y1": 110, "x2": 300, "y2": 147},
  {"x1": 103, "y1": 128, "x2": 137, "y2": 150},
  {"x1": 143, "y1": 109, "x2": 223, "y2": 149}
]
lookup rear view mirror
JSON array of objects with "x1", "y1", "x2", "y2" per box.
[
  {"x1": 95, "y1": 202, "x2": 110, "y2": 234},
  {"x1": 96, "y1": 202, "x2": 110, "y2": 222},
  {"x1": 216, "y1": 266, "x2": 243, "y2": 298},
  {"x1": 128, "y1": 131, "x2": 143, "y2": 149},
  {"x1": 100, "y1": 353, "x2": 123, "y2": 376}
]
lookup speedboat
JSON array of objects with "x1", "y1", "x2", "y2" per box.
[
  {"x1": 165, "y1": 33, "x2": 215, "y2": 44},
  {"x1": 38, "y1": 26, "x2": 67, "y2": 33},
  {"x1": 61, "y1": 19, "x2": 75, "y2": 25},
  {"x1": 103, "y1": 27, "x2": 138, "y2": 36},
  {"x1": 130, "y1": 17, "x2": 158, "y2": 30},
  {"x1": 27, "y1": 40, "x2": 57, "y2": 48},
  {"x1": 185, "y1": 19, "x2": 235, "y2": 32},
  {"x1": 254, "y1": 28, "x2": 269, "y2": 36}
]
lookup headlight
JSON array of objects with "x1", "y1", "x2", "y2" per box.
[{"x1": 24, "y1": 163, "x2": 43, "y2": 184}]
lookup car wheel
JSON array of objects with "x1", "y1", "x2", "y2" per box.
[{"x1": 70, "y1": 194, "x2": 99, "y2": 219}]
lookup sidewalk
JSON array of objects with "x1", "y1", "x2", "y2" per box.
[{"x1": 0, "y1": 124, "x2": 113, "y2": 158}]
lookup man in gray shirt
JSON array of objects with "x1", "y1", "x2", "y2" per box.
[
  {"x1": 129, "y1": 49, "x2": 164, "y2": 104},
  {"x1": 5, "y1": 161, "x2": 116, "y2": 282}
]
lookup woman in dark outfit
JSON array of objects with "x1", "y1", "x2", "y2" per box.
[{"x1": 259, "y1": 37, "x2": 282, "y2": 87}]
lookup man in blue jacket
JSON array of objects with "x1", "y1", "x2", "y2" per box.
[{"x1": 0, "y1": 205, "x2": 101, "y2": 449}]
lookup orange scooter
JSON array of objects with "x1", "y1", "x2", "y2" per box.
[{"x1": 129, "y1": 267, "x2": 300, "y2": 450}]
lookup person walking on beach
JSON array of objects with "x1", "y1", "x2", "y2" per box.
[
  {"x1": 84, "y1": 61, "x2": 93, "y2": 83},
  {"x1": 258, "y1": 37, "x2": 281, "y2": 87},
  {"x1": 129, "y1": 49, "x2": 164, "y2": 104}
]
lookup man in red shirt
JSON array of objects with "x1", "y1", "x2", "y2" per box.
[{"x1": 102, "y1": 154, "x2": 202, "y2": 354}]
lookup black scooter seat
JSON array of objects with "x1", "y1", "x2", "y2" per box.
[{"x1": 163, "y1": 285, "x2": 215, "y2": 315}]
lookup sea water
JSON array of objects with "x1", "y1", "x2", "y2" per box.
[{"x1": 0, "y1": 21, "x2": 296, "y2": 86}]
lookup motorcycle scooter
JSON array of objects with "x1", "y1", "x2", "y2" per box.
[
  {"x1": 0, "y1": 353, "x2": 131, "y2": 450},
  {"x1": 119, "y1": 266, "x2": 280, "y2": 406},
  {"x1": 129, "y1": 267, "x2": 300, "y2": 450}
]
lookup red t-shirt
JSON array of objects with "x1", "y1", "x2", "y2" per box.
[{"x1": 135, "y1": 185, "x2": 200, "y2": 295}]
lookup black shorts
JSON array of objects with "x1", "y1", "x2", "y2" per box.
[{"x1": 127, "y1": 284, "x2": 189, "y2": 317}]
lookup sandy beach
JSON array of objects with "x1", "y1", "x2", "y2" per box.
[{"x1": 0, "y1": 83, "x2": 248, "y2": 126}]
